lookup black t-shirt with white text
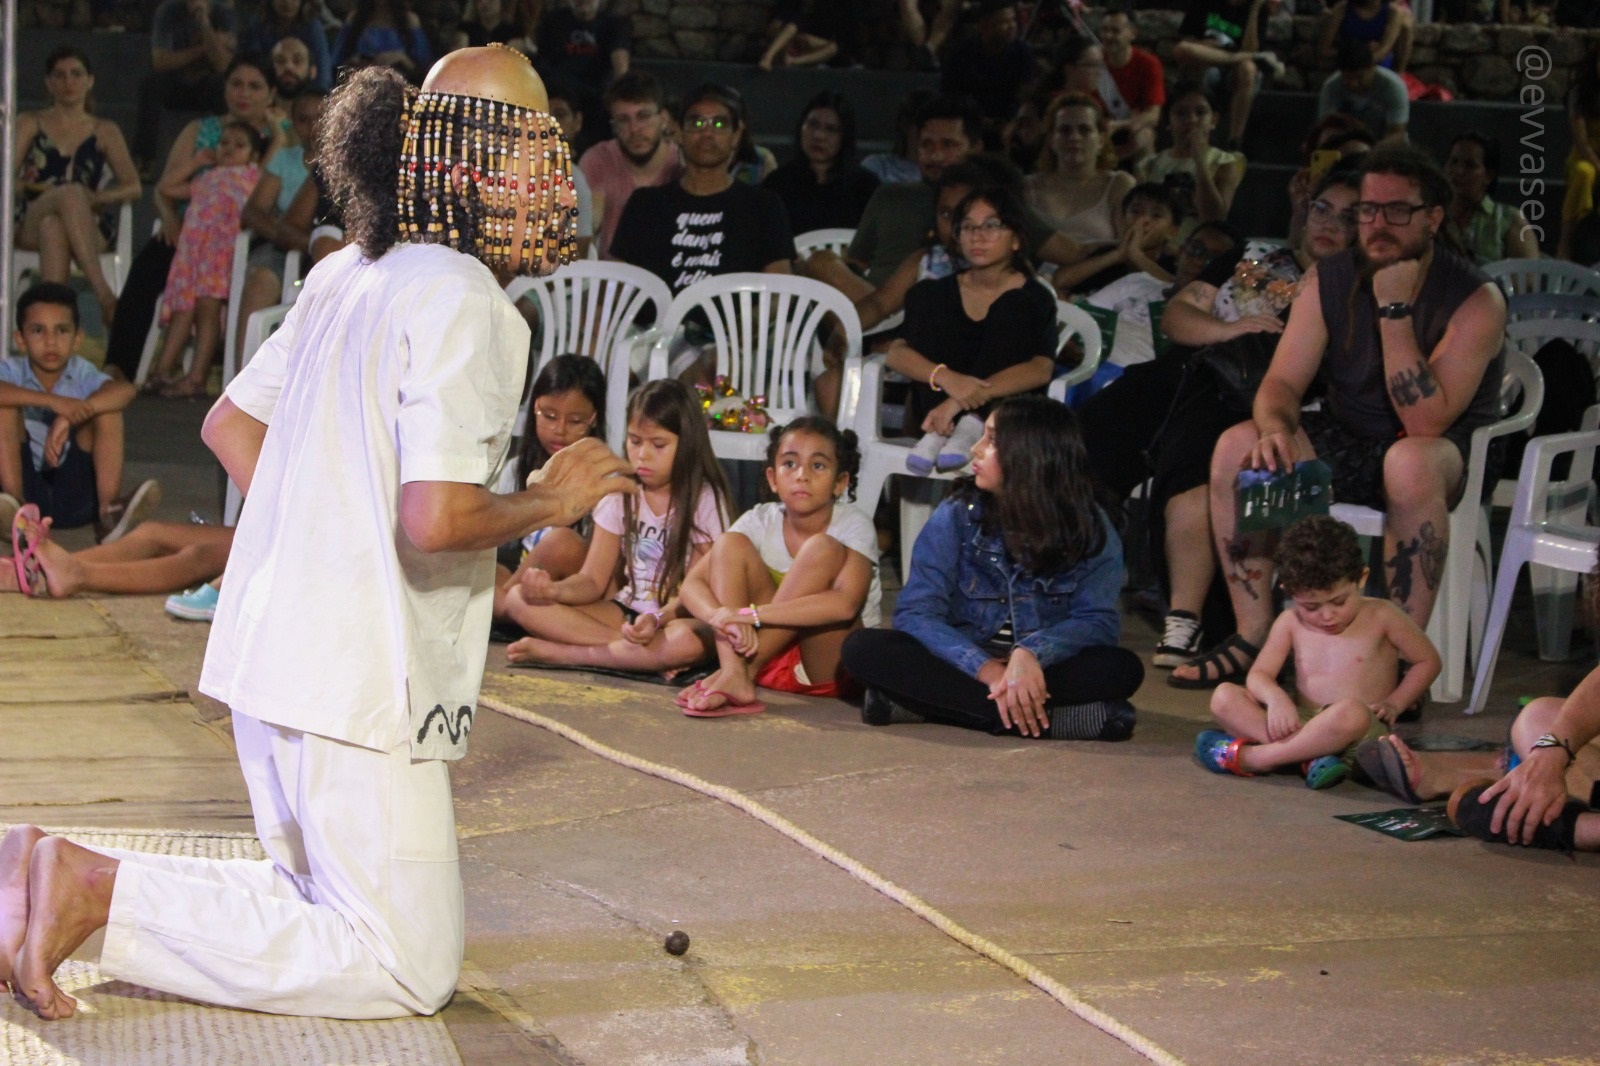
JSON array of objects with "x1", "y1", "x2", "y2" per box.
[{"x1": 611, "y1": 182, "x2": 797, "y2": 295}]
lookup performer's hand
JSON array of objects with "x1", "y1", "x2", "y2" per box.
[{"x1": 526, "y1": 437, "x2": 636, "y2": 528}]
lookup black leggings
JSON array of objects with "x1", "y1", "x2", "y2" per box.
[
  {"x1": 840, "y1": 629, "x2": 1144, "y2": 735},
  {"x1": 105, "y1": 238, "x2": 177, "y2": 380}
]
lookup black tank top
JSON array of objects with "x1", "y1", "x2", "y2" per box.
[{"x1": 1316, "y1": 246, "x2": 1504, "y2": 440}]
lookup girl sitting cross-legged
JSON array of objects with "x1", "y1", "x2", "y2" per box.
[
  {"x1": 503, "y1": 379, "x2": 732, "y2": 675},
  {"x1": 673, "y1": 416, "x2": 882, "y2": 718},
  {"x1": 841, "y1": 396, "x2": 1145, "y2": 740}
]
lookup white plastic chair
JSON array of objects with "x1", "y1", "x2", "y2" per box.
[
  {"x1": 793, "y1": 228, "x2": 856, "y2": 258},
  {"x1": 645, "y1": 273, "x2": 863, "y2": 462},
  {"x1": 852, "y1": 298, "x2": 1102, "y2": 578},
  {"x1": 1503, "y1": 291, "x2": 1600, "y2": 325},
  {"x1": 10, "y1": 201, "x2": 134, "y2": 297},
  {"x1": 1468, "y1": 416, "x2": 1600, "y2": 714},
  {"x1": 504, "y1": 260, "x2": 672, "y2": 455},
  {"x1": 222, "y1": 303, "x2": 292, "y2": 526},
  {"x1": 1328, "y1": 348, "x2": 1543, "y2": 705},
  {"x1": 1484, "y1": 258, "x2": 1600, "y2": 302}
]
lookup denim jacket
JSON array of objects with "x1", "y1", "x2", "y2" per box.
[{"x1": 893, "y1": 495, "x2": 1123, "y2": 679}]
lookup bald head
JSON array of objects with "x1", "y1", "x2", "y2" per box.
[{"x1": 422, "y1": 45, "x2": 549, "y2": 113}]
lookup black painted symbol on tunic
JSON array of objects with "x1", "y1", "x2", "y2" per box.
[{"x1": 417, "y1": 704, "x2": 474, "y2": 744}]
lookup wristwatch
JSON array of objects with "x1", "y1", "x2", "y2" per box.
[{"x1": 1377, "y1": 302, "x2": 1413, "y2": 320}]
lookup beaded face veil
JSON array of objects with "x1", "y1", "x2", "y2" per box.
[{"x1": 397, "y1": 45, "x2": 579, "y2": 275}]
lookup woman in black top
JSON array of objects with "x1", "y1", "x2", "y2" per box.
[
  {"x1": 886, "y1": 184, "x2": 1057, "y2": 473},
  {"x1": 762, "y1": 91, "x2": 879, "y2": 235}
]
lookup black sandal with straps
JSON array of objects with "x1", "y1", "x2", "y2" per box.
[{"x1": 1167, "y1": 634, "x2": 1260, "y2": 690}]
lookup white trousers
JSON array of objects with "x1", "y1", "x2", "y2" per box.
[{"x1": 95, "y1": 712, "x2": 464, "y2": 1019}]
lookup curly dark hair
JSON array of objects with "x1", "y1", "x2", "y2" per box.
[
  {"x1": 319, "y1": 66, "x2": 413, "y2": 259},
  {"x1": 764, "y1": 416, "x2": 862, "y2": 503},
  {"x1": 1275, "y1": 515, "x2": 1365, "y2": 594}
]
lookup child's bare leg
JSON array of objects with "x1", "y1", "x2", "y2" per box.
[
  {"x1": 758, "y1": 21, "x2": 798, "y2": 69},
  {"x1": 494, "y1": 529, "x2": 588, "y2": 618},
  {"x1": 177, "y1": 298, "x2": 223, "y2": 390},
  {"x1": 681, "y1": 533, "x2": 776, "y2": 711},
  {"x1": 775, "y1": 533, "x2": 857, "y2": 684},
  {"x1": 82, "y1": 413, "x2": 124, "y2": 522},
  {"x1": 786, "y1": 33, "x2": 838, "y2": 67},
  {"x1": 12, "y1": 836, "x2": 118, "y2": 1020},
  {"x1": 29, "y1": 538, "x2": 88, "y2": 597},
  {"x1": 75, "y1": 521, "x2": 231, "y2": 564},
  {"x1": 0, "y1": 825, "x2": 47, "y2": 993},
  {"x1": 1209, "y1": 682, "x2": 1271, "y2": 741},
  {"x1": 514, "y1": 618, "x2": 714, "y2": 671},
  {"x1": 503, "y1": 579, "x2": 626, "y2": 658},
  {"x1": 1233, "y1": 699, "x2": 1373, "y2": 773},
  {"x1": 150, "y1": 307, "x2": 195, "y2": 382},
  {"x1": 72, "y1": 542, "x2": 230, "y2": 594},
  {"x1": 0, "y1": 408, "x2": 27, "y2": 500}
]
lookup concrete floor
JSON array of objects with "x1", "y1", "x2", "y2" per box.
[{"x1": 4, "y1": 395, "x2": 1599, "y2": 1065}]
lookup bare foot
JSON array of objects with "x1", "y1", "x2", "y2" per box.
[
  {"x1": 0, "y1": 826, "x2": 46, "y2": 992},
  {"x1": 506, "y1": 636, "x2": 577, "y2": 665},
  {"x1": 676, "y1": 666, "x2": 758, "y2": 713},
  {"x1": 32, "y1": 538, "x2": 86, "y2": 599},
  {"x1": 1384, "y1": 735, "x2": 1446, "y2": 802},
  {"x1": 12, "y1": 837, "x2": 118, "y2": 1020}
]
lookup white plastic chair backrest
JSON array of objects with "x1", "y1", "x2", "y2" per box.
[
  {"x1": 222, "y1": 230, "x2": 252, "y2": 386},
  {"x1": 1484, "y1": 258, "x2": 1600, "y2": 298},
  {"x1": 656, "y1": 273, "x2": 862, "y2": 424},
  {"x1": 504, "y1": 260, "x2": 671, "y2": 374},
  {"x1": 281, "y1": 250, "x2": 305, "y2": 305},
  {"x1": 1053, "y1": 300, "x2": 1103, "y2": 392},
  {"x1": 1505, "y1": 317, "x2": 1600, "y2": 378},
  {"x1": 235, "y1": 303, "x2": 290, "y2": 381},
  {"x1": 1504, "y1": 291, "x2": 1600, "y2": 323},
  {"x1": 793, "y1": 228, "x2": 856, "y2": 258},
  {"x1": 1511, "y1": 416, "x2": 1600, "y2": 532}
]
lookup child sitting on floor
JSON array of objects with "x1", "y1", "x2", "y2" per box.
[
  {"x1": 0, "y1": 283, "x2": 157, "y2": 543},
  {"x1": 504, "y1": 379, "x2": 731, "y2": 674},
  {"x1": 493, "y1": 354, "x2": 608, "y2": 621},
  {"x1": 674, "y1": 416, "x2": 880, "y2": 717},
  {"x1": 147, "y1": 120, "x2": 265, "y2": 399},
  {"x1": 1196, "y1": 514, "x2": 1441, "y2": 789}
]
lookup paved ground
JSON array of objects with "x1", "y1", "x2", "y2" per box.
[{"x1": 4, "y1": 395, "x2": 1599, "y2": 1065}]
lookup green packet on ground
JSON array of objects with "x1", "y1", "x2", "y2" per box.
[
  {"x1": 1237, "y1": 459, "x2": 1332, "y2": 532},
  {"x1": 1335, "y1": 806, "x2": 1467, "y2": 841}
]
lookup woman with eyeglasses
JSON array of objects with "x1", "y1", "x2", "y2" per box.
[
  {"x1": 1140, "y1": 81, "x2": 1244, "y2": 227},
  {"x1": 1443, "y1": 132, "x2": 1539, "y2": 262},
  {"x1": 887, "y1": 184, "x2": 1057, "y2": 474},
  {"x1": 1147, "y1": 165, "x2": 1363, "y2": 672},
  {"x1": 1024, "y1": 92, "x2": 1135, "y2": 250},
  {"x1": 763, "y1": 91, "x2": 880, "y2": 234}
]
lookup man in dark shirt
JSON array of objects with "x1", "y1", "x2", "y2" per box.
[
  {"x1": 939, "y1": 0, "x2": 1034, "y2": 148},
  {"x1": 1173, "y1": 0, "x2": 1282, "y2": 151},
  {"x1": 536, "y1": 0, "x2": 630, "y2": 92},
  {"x1": 135, "y1": 0, "x2": 239, "y2": 165},
  {"x1": 1172, "y1": 146, "x2": 1508, "y2": 687}
]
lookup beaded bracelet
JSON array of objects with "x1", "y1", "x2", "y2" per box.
[{"x1": 928, "y1": 364, "x2": 947, "y2": 393}]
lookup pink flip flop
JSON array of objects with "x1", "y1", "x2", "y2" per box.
[
  {"x1": 680, "y1": 691, "x2": 767, "y2": 718},
  {"x1": 12, "y1": 504, "x2": 46, "y2": 598}
]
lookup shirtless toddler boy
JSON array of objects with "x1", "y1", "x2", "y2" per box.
[{"x1": 1195, "y1": 514, "x2": 1441, "y2": 789}]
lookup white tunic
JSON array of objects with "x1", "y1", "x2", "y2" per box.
[{"x1": 200, "y1": 242, "x2": 532, "y2": 759}]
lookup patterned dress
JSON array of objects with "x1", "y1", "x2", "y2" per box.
[
  {"x1": 162, "y1": 163, "x2": 258, "y2": 318},
  {"x1": 14, "y1": 126, "x2": 116, "y2": 243}
]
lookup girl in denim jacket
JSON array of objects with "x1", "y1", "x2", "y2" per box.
[{"x1": 841, "y1": 396, "x2": 1144, "y2": 739}]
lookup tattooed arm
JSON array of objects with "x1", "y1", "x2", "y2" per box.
[{"x1": 1375, "y1": 266, "x2": 1506, "y2": 439}]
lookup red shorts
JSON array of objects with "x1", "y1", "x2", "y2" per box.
[{"x1": 755, "y1": 643, "x2": 857, "y2": 699}]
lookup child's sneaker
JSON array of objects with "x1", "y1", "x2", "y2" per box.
[
  {"x1": 906, "y1": 430, "x2": 946, "y2": 475},
  {"x1": 1195, "y1": 729, "x2": 1253, "y2": 776},
  {"x1": 1302, "y1": 755, "x2": 1350, "y2": 790},
  {"x1": 1152, "y1": 610, "x2": 1202, "y2": 668},
  {"x1": 98, "y1": 479, "x2": 161, "y2": 544},
  {"x1": 0, "y1": 493, "x2": 19, "y2": 555},
  {"x1": 935, "y1": 414, "x2": 985, "y2": 472},
  {"x1": 165, "y1": 582, "x2": 220, "y2": 622}
]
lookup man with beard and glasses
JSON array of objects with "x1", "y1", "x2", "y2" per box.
[
  {"x1": 582, "y1": 70, "x2": 681, "y2": 260},
  {"x1": 1170, "y1": 144, "x2": 1506, "y2": 690}
]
